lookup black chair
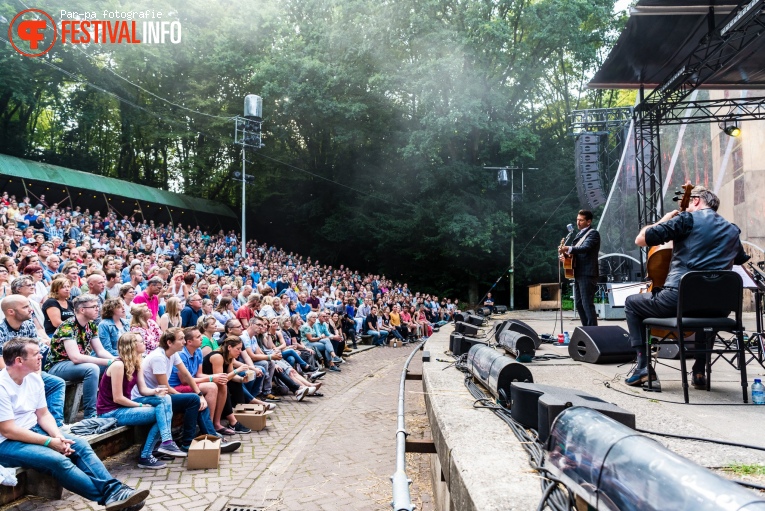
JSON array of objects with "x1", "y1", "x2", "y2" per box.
[{"x1": 643, "y1": 271, "x2": 747, "y2": 403}]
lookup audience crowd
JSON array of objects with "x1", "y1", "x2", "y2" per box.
[{"x1": 0, "y1": 192, "x2": 459, "y2": 510}]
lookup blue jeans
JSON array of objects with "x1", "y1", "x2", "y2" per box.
[
  {"x1": 281, "y1": 349, "x2": 307, "y2": 369},
  {"x1": 367, "y1": 329, "x2": 388, "y2": 346},
  {"x1": 47, "y1": 360, "x2": 100, "y2": 419},
  {"x1": 243, "y1": 373, "x2": 265, "y2": 402},
  {"x1": 101, "y1": 395, "x2": 173, "y2": 458},
  {"x1": 0, "y1": 425, "x2": 122, "y2": 505},
  {"x1": 169, "y1": 392, "x2": 215, "y2": 446},
  {"x1": 42, "y1": 372, "x2": 65, "y2": 426},
  {"x1": 307, "y1": 339, "x2": 334, "y2": 363}
]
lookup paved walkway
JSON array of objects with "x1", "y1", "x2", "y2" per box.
[{"x1": 4, "y1": 344, "x2": 433, "y2": 511}]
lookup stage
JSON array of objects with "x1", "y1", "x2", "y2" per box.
[{"x1": 421, "y1": 310, "x2": 765, "y2": 511}]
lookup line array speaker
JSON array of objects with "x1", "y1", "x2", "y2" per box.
[{"x1": 575, "y1": 133, "x2": 606, "y2": 208}]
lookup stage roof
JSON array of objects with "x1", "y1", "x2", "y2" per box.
[
  {"x1": 590, "y1": 1, "x2": 765, "y2": 89},
  {"x1": 0, "y1": 153, "x2": 237, "y2": 219}
]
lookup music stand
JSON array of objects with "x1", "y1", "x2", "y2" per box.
[{"x1": 735, "y1": 264, "x2": 765, "y2": 369}]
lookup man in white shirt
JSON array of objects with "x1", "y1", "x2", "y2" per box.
[{"x1": 0, "y1": 337, "x2": 150, "y2": 510}]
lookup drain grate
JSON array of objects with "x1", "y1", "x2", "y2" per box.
[{"x1": 225, "y1": 508, "x2": 264, "y2": 511}]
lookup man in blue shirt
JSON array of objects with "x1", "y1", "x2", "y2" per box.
[{"x1": 295, "y1": 293, "x2": 312, "y2": 321}]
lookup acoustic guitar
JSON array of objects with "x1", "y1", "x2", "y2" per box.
[{"x1": 559, "y1": 238, "x2": 575, "y2": 279}]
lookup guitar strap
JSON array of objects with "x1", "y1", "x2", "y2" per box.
[{"x1": 574, "y1": 228, "x2": 593, "y2": 248}]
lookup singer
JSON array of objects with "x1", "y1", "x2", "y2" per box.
[{"x1": 558, "y1": 210, "x2": 600, "y2": 326}]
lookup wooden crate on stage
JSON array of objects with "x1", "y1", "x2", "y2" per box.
[{"x1": 528, "y1": 283, "x2": 559, "y2": 310}]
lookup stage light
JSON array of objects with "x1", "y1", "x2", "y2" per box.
[
  {"x1": 721, "y1": 120, "x2": 742, "y2": 137},
  {"x1": 545, "y1": 407, "x2": 765, "y2": 510},
  {"x1": 497, "y1": 168, "x2": 508, "y2": 186}
]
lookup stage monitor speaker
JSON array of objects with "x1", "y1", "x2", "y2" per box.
[
  {"x1": 449, "y1": 332, "x2": 462, "y2": 354},
  {"x1": 510, "y1": 382, "x2": 635, "y2": 442},
  {"x1": 657, "y1": 344, "x2": 680, "y2": 359},
  {"x1": 568, "y1": 326, "x2": 633, "y2": 364},
  {"x1": 466, "y1": 314, "x2": 485, "y2": 326},
  {"x1": 476, "y1": 307, "x2": 492, "y2": 317},
  {"x1": 495, "y1": 319, "x2": 541, "y2": 349},
  {"x1": 452, "y1": 333, "x2": 486, "y2": 356},
  {"x1": 497, "y1": 330, "x2": 536, "y2": 362},
  {"x1": 495, "y1": 305, "x2": 508, "y2": 313},
  {"x1": 454, "y1": 311, "x2": 477, "y2": 323},
  {"x1": 455, "y1": 321, "x2": 480, "y2": 336}
]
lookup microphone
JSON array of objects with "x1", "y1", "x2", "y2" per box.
[{"x1": 567, "y1": 223, "x2": 574, "y2": 233}]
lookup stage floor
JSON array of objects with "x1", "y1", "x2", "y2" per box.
[{"x1": 422, "y1": 310, "x2": 765, "y2": 510}]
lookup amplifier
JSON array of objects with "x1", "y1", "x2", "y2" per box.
[{"x1": 510, "y1": 382, "x2": 635, "y2": 442}]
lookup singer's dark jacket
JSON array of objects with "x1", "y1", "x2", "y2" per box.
[{"x1": 569, "y1": 227, "x2": 600, "y2": 278}]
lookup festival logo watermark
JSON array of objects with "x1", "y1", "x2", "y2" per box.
[{"x1": 8, "y1": 8, "x2": 182, "y2": 57}]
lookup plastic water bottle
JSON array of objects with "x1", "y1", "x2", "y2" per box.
[
  {"x1": 563, "y1": 332, "x2": 570, "y2": 345},
  {"x1": 753, "y1": 379, "x2": 765, "y2": 405}
]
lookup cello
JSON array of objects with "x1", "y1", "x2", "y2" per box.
[
  {"x1": 644, "y1": 182, "x2": 693, "y2": 341},
  {"x1": 644, "y1": 182, "x2": 694, "y2": 290}
]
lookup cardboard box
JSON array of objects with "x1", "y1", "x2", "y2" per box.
[
  {"x1": 186, "y1": 434, "x2": 221, "y2": 469},
  {"x1": 233, "y1": 403, "x2": 273, "y2": 431}
]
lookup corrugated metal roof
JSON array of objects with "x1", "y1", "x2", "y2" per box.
[
  {"x1": 0, "y1": 153, "x2": 236, "y2": 218},
  {"x1": 590, "y1": 1, "x2": 765, "y2": 89}
]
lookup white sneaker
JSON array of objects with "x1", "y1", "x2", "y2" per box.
[{"x1": 294, "y1": 387, "x2": 308, "y2": 402}]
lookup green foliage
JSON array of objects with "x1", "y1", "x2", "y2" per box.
[{"x1": 0, "y1": 0, "x2": 625, "y2": 301}]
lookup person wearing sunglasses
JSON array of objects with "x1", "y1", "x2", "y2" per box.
[{"x1": 45, "y1": 294, "x2": 115, "y2": 419}]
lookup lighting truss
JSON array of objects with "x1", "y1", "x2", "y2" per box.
[
  {"x1": 660, "y1": 95, "x2": 765, "y2": 124},
  {"x1": 637, "y1": 2, "x2": 765, "y2": 119}
]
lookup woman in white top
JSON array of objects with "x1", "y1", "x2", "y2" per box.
[
  {"x1": 259, "y1": 296, "x2": 277, "y2": 319},
  {"x1": 159, "y1": 296, "x2": 183, "y2": 331},
  {"x1": 167, "y1": 271, "x2": 194, "y2": 308}
]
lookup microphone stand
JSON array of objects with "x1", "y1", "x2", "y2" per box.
[{"x1": 556, "y1": 230, "x2": 574, "y2": 336}]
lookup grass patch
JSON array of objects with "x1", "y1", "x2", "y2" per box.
[{"x1": 724, "y1": 464, "x2": 765, "y2": 476}]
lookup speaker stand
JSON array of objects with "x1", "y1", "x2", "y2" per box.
[
  {"x1": 643, "y1": 381, "x2": 662, "y2": 392},
  {"x1": 556, "y1": 255, "x2": 564, "y2": 336}
]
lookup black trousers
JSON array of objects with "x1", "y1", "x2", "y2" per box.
[
  {"x1": 574, "y1": 276, "x2": 599, "y2": 327},
  {"x1": 625, "y1": 289, "x2": 705, "y2": 372}
]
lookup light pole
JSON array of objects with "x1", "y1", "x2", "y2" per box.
[
  {"x1": 483, "y1": 165, "x2": 536, "y2": 310},
  {"x1": 234, "y1": 94, "x2": 264, "y2": 259}
]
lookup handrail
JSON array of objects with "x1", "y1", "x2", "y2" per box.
[{"x1": 391, "y1": 340, "x2": 426, "y2": 511}]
